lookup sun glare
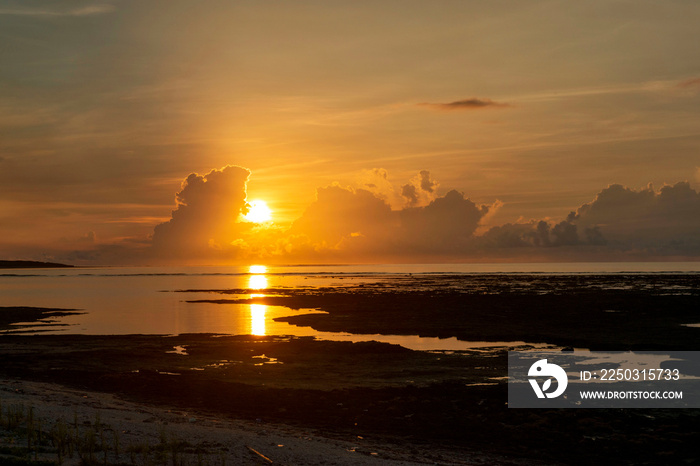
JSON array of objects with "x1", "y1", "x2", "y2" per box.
[
  {"x1": 249, "y1": 265, "x2": 267, "y2": 274},
  {"x1": 244, "y1": 200, "x2": 272, "y2": 223}
]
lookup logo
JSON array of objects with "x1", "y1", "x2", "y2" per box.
[{"x1": 528, "y1": 359, "x2": 568, "y2": 398}]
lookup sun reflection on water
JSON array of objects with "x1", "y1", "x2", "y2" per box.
[
  {"x1": 248, "y1": 274, "x2": 267, "y2": 290},
  {"x1": 248, "y1": 265, "x2": 268, "y2": 335},
  {"x1": 249, "y1": 265, "x2": 267, "y2": 274},
  {"x1": 250, "y1": 303, "x2": 266, "y2": 336}
]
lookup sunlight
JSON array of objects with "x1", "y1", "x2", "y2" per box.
[
  {"x1": 250, "y1": 303, "x2": 267, "y2": 336},
  {"x1": 248, "y1": 274, "x2": 267, "y2": 290},
  {"x1": 243, "y1": 200, "x2": 272, "y2": 223},
  {"x1": 248, "y1": 266, "x2": 268, "y2": 334},
  {"x1": 248, "y1": 265, "x2": 268, "y2": 290},
  {"x1": 249, "y1": 265, "x2": 267, "y2": 274}
]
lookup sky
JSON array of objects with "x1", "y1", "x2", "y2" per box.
[{"x1": 1, "y1": 0, "x2": 700, "y2": 265}]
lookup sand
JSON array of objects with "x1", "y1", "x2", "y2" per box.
[{"x1": 0, "y1": 377, "x2": 524, "y2": 465}]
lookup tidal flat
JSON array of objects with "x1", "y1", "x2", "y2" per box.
[{"x1": 1, "y1": 272, "x2": 699, "y2": 464}]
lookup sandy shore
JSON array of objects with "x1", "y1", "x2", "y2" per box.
[{"x1": 0, "y1": 377, "x2": 526, "y2": 465}]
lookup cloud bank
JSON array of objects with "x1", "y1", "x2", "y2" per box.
[
  {"x1": 145, "y1": 167, "x2": 499, "y2": 263},
  {"x1": 53, "y1": 166, "x2": 700, "y2": 264},
  {"x1": 480, "y1": 182, "x2": 700, "y2": 257}
]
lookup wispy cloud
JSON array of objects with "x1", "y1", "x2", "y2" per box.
[
  {"x1": 0, "y1": 4, "x2": 115, "y2": 17},
  {"x1": 509, "y1": 79, "x2": 677, "y2": 103},
  {"x1": 677, "y1": 77, "x2": 700, "y2": 89},
  {"x1": 418, "y1": 98, "x2": 510, "y2": 111}
]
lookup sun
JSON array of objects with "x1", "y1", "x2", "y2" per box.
[{"x1": 244, "y1": 200, "x2": 272, "y2": 223}]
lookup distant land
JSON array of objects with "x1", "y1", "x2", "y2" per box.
[{"x1": 0, "y1": 260, "x2": 74, "y2": 269}]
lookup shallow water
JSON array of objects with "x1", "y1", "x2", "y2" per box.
[{"x1": 1, "y1": 263, "x2": 698, "y2": 351}]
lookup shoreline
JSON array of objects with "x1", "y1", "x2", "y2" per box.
[
  {"x1": 1, "y1": 332, "x2": 699, "y2": 464},
  {"x1": 2, "y1": 272, "x2": 700, "y2": 465}
]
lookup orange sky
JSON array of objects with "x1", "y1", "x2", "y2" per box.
[{"x1": 1, "y1": 1, "x2": 700, "y2": 264}]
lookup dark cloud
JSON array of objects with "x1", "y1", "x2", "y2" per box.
[
  {"x1": 418, "y1": 170, "x2": 437, "y2": 193},
  {"x1": 569, "y1": 182, "x2": 700, "y2": 253},
  {"x1": 480, "y1": 182, "x2": 700, "y2": 256},
  {"x1": 418, "y1": 98, "x2": 509, "y2": 111},
  {"x1": 401, "y1": 170, "x2": 439, "y2": 206},
  {"x1": 480, "y1": 219, "x2": 582, "y2": 248},
  {"x1": 401, "y1": 184, "x2": 418, "y2": 206},
  {"x1": 397, "y1": 190, "x2": 491, "y2": 253}
]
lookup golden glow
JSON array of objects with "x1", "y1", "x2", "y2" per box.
[
  {"x1": 249, "y1": 265, "x2": 267, "y2": 274},
  {"x1": 244, "y1": 200, "x2": 272, "y2": 223},
  {"x1": 248, "y1": 265, "x2": 268, "y2": 290},
  {"x1": 250, "y1": 303, "x2": 267, "y2": 336},
  {"x1": 248, "y1": 266, "x2": 268, "y2": 335},
  {"x1": 248, "y1": 274, "x2": 267, "y2": 290}
]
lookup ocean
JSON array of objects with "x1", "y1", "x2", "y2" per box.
[{"x1": 2, "y1": 262, "x2": 699, "y2": 351}]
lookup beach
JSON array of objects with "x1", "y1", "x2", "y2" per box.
[
  {"x1": 2, "y1": 376, "x2": 497, "y2": 465},
  {"x1": 1, "y1": 268, "x2": 699, "y2": 464}
]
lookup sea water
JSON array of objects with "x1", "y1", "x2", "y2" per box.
[{"x1": 1, "y1": 263, "x2": 698, "y2": 351}]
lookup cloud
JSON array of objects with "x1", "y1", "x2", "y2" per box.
[
  {"x1": 479, "y1": 182, "x2": 700, "y2": 256},
  {"x1": 479, "y1": 219, "x2": 590, "y2": 249},
  {"x1": 401, "y1": 170, "x2": 439, "y2": 207},
  {"x1": 418, "y1": 98, "x2": 509, "y2": 111},
  {"x1": 569, "y1": 182, "x2": 700, "y2": 253},
  {"x1": 288, "y1": 185, "x2": 395, "y2": 248},
  {"x1": 397, "y1": 190, "x2": 492, "y2": 252},
  {"x1": 359, "y1": 168, "x2": 397, "y2": 203},
  {"x1": 401, "y1": 184, "x2": 418, "y2": 206},
  {"x1": 151, "y1": 166, "x2": 252, "y2": 258},
  {"x1": 105, "y1": 166, "x2": 700, "y2": 264},
  {"x1": 418, "y1": 170, "x2": 437, "y2": 192},
  {"x1": 288, "y1": 182, "x2": 495, "y2": 257}
]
